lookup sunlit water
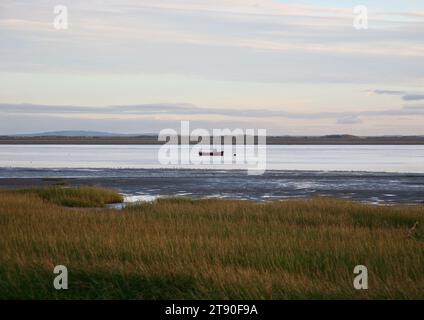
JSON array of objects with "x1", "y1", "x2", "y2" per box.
[
  {"x1": 0, "y1": 145, "x2": 423, "y2": 204},
  {"x1": 0, "y1": 144, "x2": 423, "y2": 173}
]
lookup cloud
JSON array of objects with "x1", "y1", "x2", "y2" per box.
[
  {"x1": 2, "y1": 102, "x2": 424, "y2": 135},
  {"x1": 371, "y1": 89, "x2": 424, "y2": 101},
  {"x1": 337, "y1": 115, "x2": 362, "y2": 125},
  {"x1": 2, "y1": 103, "x2": 424, "y2": 121},
  {"x1": 403, "y1": 94, "x2": 424, "y2": 101},
  {"x1": 403, "y1": 104, "x2": 424, "y2": 110},
  {"x1": 373, "y1": 90, "x2": 406, "y2": 96},
  {"x1": 1, "y1": 0, "x2": 424, "y2": 85}
]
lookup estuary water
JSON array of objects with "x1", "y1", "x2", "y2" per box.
[
  {"x1": 0, "y1": 144, "x2": 423, "y2": 204},
  {"x1": 0, "y1": 144, "x2": 423, "y2": 173}
]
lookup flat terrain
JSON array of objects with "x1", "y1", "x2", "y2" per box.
[
  {"x1": 1, "y1": 135, "x2": 424, "y2": 144},
  {"x1": 1, "y1": 187, "x2": 424, "y2": 299},
  {"x1": 1, "y1": 168, "x2": 424, "y2": 204}
]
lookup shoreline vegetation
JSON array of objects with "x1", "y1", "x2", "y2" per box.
[
  {"x1": 1, "y1": 134, "x2": 424, "y2": 145},
  {"x1": 1, "y1": 186, "x2": 424, "y2": 299}
]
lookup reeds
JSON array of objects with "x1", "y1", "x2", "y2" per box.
[
  {"x1": 13, "y1": 186, "x2": 123, "y2": 207},
  {"x1": 0, "y1": 189, "x2": 423, "y2": 299}
]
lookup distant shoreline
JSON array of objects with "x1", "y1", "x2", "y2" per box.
[{"x1": 1, "y1": 135, "x2": 424, "y2": 145}]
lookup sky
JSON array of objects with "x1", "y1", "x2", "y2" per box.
[{"x1": 0, "y1": 0, "x2": 423, "y2": 135}]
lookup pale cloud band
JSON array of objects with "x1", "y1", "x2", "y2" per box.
[
  {"x1": 1, "y1": 102, "x2": 423, "y2": 120},
  {"x1": 371, "y1": 90, "x2": 424, "y2": 101}
]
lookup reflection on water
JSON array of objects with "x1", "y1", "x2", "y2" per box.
[{"x1": 0, "y1": 144, "x2": 424, "y2": 173}]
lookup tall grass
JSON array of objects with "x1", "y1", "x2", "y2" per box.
[
  {"x1": 0, "y1": 189, "x2": 423, "y2": 299},
  {"x1": 13, "y1": 186, "x2": 123, "y2": 207}
]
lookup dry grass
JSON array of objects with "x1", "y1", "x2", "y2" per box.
[
  {"x1": 0, "y1": 188, "x2": 424, "y2": 299},
  {"x1": 12, "y1": 186, "x2": 123, "y2": 207}
]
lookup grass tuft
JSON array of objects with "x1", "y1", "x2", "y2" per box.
[{"x1": 13, "y1": 186, "x2": 123, "y2": 207}]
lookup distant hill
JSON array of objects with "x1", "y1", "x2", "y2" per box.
[{"x1": 321, "y1": 134, "x2": 360, "y2": 139}]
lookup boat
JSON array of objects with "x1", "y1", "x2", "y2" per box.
[{"x1": 198, "y1": 150, "x2": 224, "y2": 156}]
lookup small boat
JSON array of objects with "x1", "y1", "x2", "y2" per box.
[{"x1": 199, "y1": 150, "x2": 224, "y2": 156}]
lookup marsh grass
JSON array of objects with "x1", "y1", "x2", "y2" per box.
[
  {"x1": 0, "y1": 189, "x2": 424, "y2": 299},
  {"x1": 12, "y1": 186, "x2": 123, "y2": 207}
]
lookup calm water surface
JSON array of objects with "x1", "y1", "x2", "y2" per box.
[
  {"x1": 1, "y1": 145, "x2": 423, "y2": 204},
  {"x1": 0, "y1": 144, "x2": 423, "y2": 173}
]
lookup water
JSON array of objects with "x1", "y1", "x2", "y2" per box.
[
  {"x1": 0, "y1": 145, "x2": 423, "y2": 204},
  {"x1": 0, "y1": 144, "x2": 423, "y2": 173}
]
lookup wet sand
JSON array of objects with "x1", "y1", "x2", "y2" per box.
[{"x1": 0, "y1": 169, "x2": 423, "y2": 205}]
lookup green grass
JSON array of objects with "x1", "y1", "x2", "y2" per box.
[
  {"x1": 0, "y1": 188, "x2": 424, "y2": 299},
  {"x1": 13, "y1": 186, "x2": 123, "y2": 207}
]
